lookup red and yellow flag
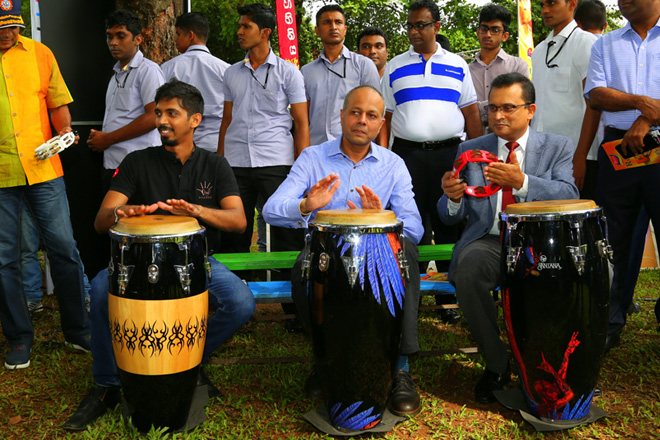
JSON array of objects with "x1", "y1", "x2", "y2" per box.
[
  {"x1": 275, "y1": 0, "x2": 300, "y2": 68},
  {"x1": 518, "y1": 0, "x2": 534, "y2": 74}
]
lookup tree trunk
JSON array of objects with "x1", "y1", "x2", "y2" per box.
[{"x1": 116, "y1": 0, "x2": 183, "y2": 64}]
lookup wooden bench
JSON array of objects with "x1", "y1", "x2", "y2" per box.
[{"x1": 212, "y1": 244, "x2": 456, "y2": 304}]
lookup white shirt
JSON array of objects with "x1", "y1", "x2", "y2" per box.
[
  {"x1": 448, "y1": 128, "x2": 530, "y2": 235},
  {"x1": 531, "y1": 21, "x2": 597, "y2": 151},
  {"x1": 382, "y1": 43, "x2": 477, "y2": 142}
]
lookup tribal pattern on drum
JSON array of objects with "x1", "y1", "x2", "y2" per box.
[
  {"x1": 337, "y1": 232, "x2": 405, "y2": 317},
  {"x1": 111, "y1": 316, "x2": 207, "y2": 357},
  {"x1": 329, "y1": 401, "x2": 381, "y2": 431}
]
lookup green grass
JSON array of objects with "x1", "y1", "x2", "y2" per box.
[{"x1": 1, "y1": 270, "x2": 659, "y2": 439}]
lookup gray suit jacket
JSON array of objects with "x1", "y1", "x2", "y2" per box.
[{"x1": 437, "y1": 129, "x2": 579, "y2": 280}]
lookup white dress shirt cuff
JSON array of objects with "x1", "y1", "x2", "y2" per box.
[
  {"x1": 447, "y1": 198, "x2": 462, "y2": 215},
  {"x1": 513, "y1": 174, "x2": 529, "y2": 200}
]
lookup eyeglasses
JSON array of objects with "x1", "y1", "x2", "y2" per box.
[
  {"x1": 478, "y1": 25, "x2": 504, "y2": 35},
  {"x1": 404, "y1": 21, "x2": 436, "y2": 32},
  {"x1": 484, "y1": 103, "x2": 532, "y2": 114}
]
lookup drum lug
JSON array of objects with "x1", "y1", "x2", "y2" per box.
[
  {"x1": 301, "y1": 233, "x2": 312, "y2": 281},
  {"x1": 147, "y1": 264, "x2": 159, "y2": 284},
  {"x1": 204, "y1": 256, "x2": 212, "y2": 281},
  {"x1": 506, "y1": 246, "x2": 521, "y2": 274},
  {"x1": 396, "y1": 249, "x2": 410, "y2": 281},
  {"x1": 567, "y1": 244, "x2": 588, "y2": 275},
  {"x1": 117, "y1": 264, "x2": 134, "y2": 295},
  {"x1": 596, "y1": 239, "x2": 614, "y2": 262},
  {"x1": 175, "y1": 263, "x2": 194, "y2": 294},
  {"x1": 107, "y1": 259, "x2": 114, "y2": 276},
  {"x1": 342, "y1": 255, "x2": 364, "y2": 288}
]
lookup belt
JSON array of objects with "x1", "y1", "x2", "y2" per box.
[
  {"x1": 604, "y1": 126, "x2": 628, "y2": 138},
  {"x1": 393, "y1": 136, "x2": 461, "y2": 150}
]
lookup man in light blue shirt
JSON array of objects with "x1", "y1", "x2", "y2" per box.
[
  {"x1": 218, "y1": 3, "x2": 309, "y2": 256},
  {"x1": 88, "y1": 10, "x2": 164, "y2": 190},
  {"x1": 584, "y1": 0, "x2": 660, "y2": 353},
  {"x1": 263, "y1": 85, "x2": 424, "y2": 418},
  {"x1": 161, "y1": 12, "x2": 229, "y2": 153},
  {"x1": 301, "y1": 4, "x2": 381, "y2": 146}
]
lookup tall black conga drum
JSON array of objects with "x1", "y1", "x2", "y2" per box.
[
  {"x1": 108, "y1": 216, "x2": 209, "y2": 432},
  {"x1": 304, "y1": 209, "x2": 407, "y2": 431},
  {"x1": 501, "y1": 200, "x2": 611, "y2": 420}
]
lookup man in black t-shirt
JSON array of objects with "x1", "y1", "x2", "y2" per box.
[{"x1": 64, "y1": 80, "x2": 256, "y2": 431}]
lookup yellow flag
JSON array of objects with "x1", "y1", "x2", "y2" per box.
[{"x1": 518, "y1": 0, "x2": 534, "y2": 74}]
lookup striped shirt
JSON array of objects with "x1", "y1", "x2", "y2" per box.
[
  {"x1": 382, "y1": 43, "x2": 477, "y2": 142},
  {"x1": 0, "y1": 36, "x2": 71, "y2": 187},
  {"x1": 585, "y1": 18, "x2": 660, "y2": 131}
]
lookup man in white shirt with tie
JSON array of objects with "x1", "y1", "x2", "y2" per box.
[{"x1": 438, "y1": 73, "x2": 578, "y2": 404}]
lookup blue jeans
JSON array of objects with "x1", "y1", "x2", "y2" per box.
[
  {"x1": 20, "y1": 202, "x2": 43, "y2": 304},
  {"x1": 91, "y1": 256, "x2": 255, "y2": 387},
  {"x1": 0, "y1": 177, "x2": 89, "y2": 346}
]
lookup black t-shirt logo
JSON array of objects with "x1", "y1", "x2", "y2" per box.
[{"x1": 197, "y1": 181, "x2": 213, "y2": 199}]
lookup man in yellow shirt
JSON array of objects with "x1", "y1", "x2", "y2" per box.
[{"x1": 0, "y1": 0, "x2": 90, "y2": 369}]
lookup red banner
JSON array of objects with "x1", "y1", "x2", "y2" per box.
[{"x1": 275, "y1": 0, "x2": 300, "y2": 68}]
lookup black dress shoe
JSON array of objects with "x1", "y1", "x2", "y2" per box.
[
  {"x1": 62, "y1": 385, "x2": 121, "y2": 431},
  {"x1": 593, "y1": 387, "x2": 602, "y2": 397},
  {"x1": 475, "y1": 365, "x2": 511, "y2": 404},
  {"x1": 285, "y1": 318, "x2": 304, "y2": 333},
  {"x1": 198, "y1": 367, "x2": 223, "y2": 400},
  {"x1": 604, "y1": 330, "x2": 622, "y2": 355},
  {"x1": 439, "y1": 308, "x2": 461, "y2": 325},
  {"x1": 304, "y1": 370, "x2": 322, "y2": 400},
  {"x1": 389, "y1": 370, "x2": 421, "y2": 417}
]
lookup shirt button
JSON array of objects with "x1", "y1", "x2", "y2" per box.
[
  {"x1": 5, "y1": 75, "x2": 8, "y2": 78},
  {"x1": 16, "y1": 133, "x2": 19, "y2": 137},
  {"x1": 639, "y1": 82, "x2": 643, "y2": 85},
  {"x1": 12, "y1": 113, "x2": 16, "y2": 116}
]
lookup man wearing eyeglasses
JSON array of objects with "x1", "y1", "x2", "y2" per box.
[
  {"x1": 469, "y1": 4, "x2": 529, "y2": 136},
  {"x1": 382, "y1": 0, "x2": 481, "y2": 315},
  {"x1": 530, "y1": 0, "x2": 599, "y2": 158},
  {"x1": 302, "y1": 5, "x2": 381, "y2": 147},
  {"x1": 584, "y1": 0, "x2": 660, "y2": 354},
  {"x1": 87, "y1": 10, "x2": 164, "y2": 191},
  {"x1": 438, "y1": 73, "x2": 578, "y2": 404}
]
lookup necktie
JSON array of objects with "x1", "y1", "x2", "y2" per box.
[{"x1": 501, "y1": 142, "x2": 519, "y2": 211}]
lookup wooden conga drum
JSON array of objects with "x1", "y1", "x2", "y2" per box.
[
  {"x1": 501, "y1": 200, "x2": 611, "y2": 420},
  {"x1": 108, "y1": 215, "x2": 209, "y2": 432},
  {"x1": 304, "y1": 209, "x2": 407, "y2": 431}
]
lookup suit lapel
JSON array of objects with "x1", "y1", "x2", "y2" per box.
[{"x1": 524, "y1": 129, "x2": 543, "y2": 177}]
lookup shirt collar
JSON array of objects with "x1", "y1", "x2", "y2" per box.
[
  {"x1": 14, "y1": 35, "x2": 30, "y2": 52},
  {"x1": 113, "y1": 49, "x2": 144, "y2": 73},
  {"x1": 159, "y1": 144, "x2": 200, "y2": 164},
  {"x1": 243, "y1": 49, "x2": 277, "y2": 71},
  {"x1": 549, "y1": 19, "x2": 578, "y2": 41},
  {"x1": 497, "y1": 127, "x2": 530, "y2": 152},
  {"x1": 621, "y1": 16, "x2": 660, "y2": 37},
  {"x1": 327, "y1": 136, "x2": 380, "y2": 163},
  {"x1": 408, "y1": 42, "x2": 443, "y2": 59},
  {"x1": 320, "y1": 45, "x2": 351, "y2": 63},
  {"x1": 185, "y1": 44, "x2": 210, "y2": 54},
  {"x1": 475, "y1": 48, "x2": 507, "y2": 66}
]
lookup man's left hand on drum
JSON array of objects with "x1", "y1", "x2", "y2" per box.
[
  {"x1": 347, "y1": 185, "x2": 382, "y2": 210},
  {"x1": 158, "y1": 199, "x2": 201, "y2": 217}
]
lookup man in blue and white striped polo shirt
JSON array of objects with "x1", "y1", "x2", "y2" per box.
[{"x1": 585, "y1": 0, "x2": 660, "y2": 353}]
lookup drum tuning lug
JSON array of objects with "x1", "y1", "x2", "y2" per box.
[
  {"x1": 117, "y1": 264, "x2": 134, "y2": 295},
  {"x1": 107, "y1": 260, "x2": 115, "y2": 276},
  {"x1": 596, "y1": 239, "x2": 614, "y2": 261},
  {"x1": 204, "y1": 256, "x2": 212, "y2": 281},
  {"x1": 318, "y1": 252, "x2": 330, "y2": 272},
  {"x1": 301, "y1": 233, "x2": 313, "y2": 281},
  {"x1": 567, "y1": 244, "x2": 588, "y2": 275},
  {"x1": 147, "y1": 264, "x2": 159, "y2": 284},
  {"x1": 175, "y1": 263, "x2": 194, "y2": 293},
  {"x1": 177, "y1": 241, "x2": 190, "y2": 252},
  {"x1": 506, "y1": 246, "x2": 521, "y2": 274},
  {"x1": 396, "y1": 249, "x2": 410, "y2": 281},
  {"x1": 342, "y1": 255, "x2": 364, "y2": 288}
]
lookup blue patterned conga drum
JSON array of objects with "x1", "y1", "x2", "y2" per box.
[
  {"x1": 501, "y1": 200, "x2": 611, "y2": 420},
  {"x1": 304, "y1": 209, "x2": 407, "y2": 432},
  {"x1": 108, "y1": 215, "x2": 209, "y2": 433}
]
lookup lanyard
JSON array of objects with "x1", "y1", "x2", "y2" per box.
[
  {"x1": 545, "y1": 26, "x2": 577, "y2": 69},
  {"x1": 249, "y1": 64, "x2": 271, "y2": 89},
  {"x1": 321, "y1": 56, "x2": 347, "y2": 79}
]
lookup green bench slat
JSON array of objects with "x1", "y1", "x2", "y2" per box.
[{"x1": 213, "y1": 244, "x2": 454, "y2": 271}]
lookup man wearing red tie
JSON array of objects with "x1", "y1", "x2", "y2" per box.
[{"x1": 437, "y1": 73, "x2": 578, "y2": 404}]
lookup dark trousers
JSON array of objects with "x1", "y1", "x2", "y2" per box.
[
  {"x1": 596, "y1": 131, "x2": 660, "y2": 335},
  {"x1": 220, "y1": 166, "x2": 304, "y2": 257},
  {"x1": 291, "y1": 237, "x2": 421, "y2": 355},
  {"x1": 579, "y1": 159, "x2": 599, "y2": 201},
  {"x1": 452, "y1": 235, "x2": 508, "y2": 374}
]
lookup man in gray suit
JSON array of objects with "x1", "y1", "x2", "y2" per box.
[{"x1": 438, "y1": 73, "x2": 578, "y2": 404}]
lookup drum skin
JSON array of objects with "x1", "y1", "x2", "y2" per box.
[
  {"x1": 502, "y1": 205, "x2": 609, "y2": 420},
  {"x1": 109, "y1": 216, "x2": 208, "y2": 433},
  {"x1": 307, "y1": 210, "x2": 405, "y2": 431}
]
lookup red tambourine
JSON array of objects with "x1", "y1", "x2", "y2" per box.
[{"x1": 452, "y1": 149, "x2": 502, "y2": 197}]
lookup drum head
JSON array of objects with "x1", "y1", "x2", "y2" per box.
[
  {"x1": 314, "y1": 209, "x2": 398, "y2": 226},
  {"x1": 505, "y1": 199, "x2": 598, "y2": 215},
  {"x1": 112, "y1": 215, "x2": 202, "y2": 235}
]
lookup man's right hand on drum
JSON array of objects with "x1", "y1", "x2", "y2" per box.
[{"x1": 115, "y1": 204, "x2": 159, "y2": 219}]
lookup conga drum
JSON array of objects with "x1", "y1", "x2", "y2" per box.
[
  {"x1": 304, "y1": 209, "x2": 407, "y2": 431},
  {"x1": 108, "y1": 215, "x2": 210, "y2": 432},
  {"x1": 501, "y1": 200, "x2": 611, "y2": 420}
]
